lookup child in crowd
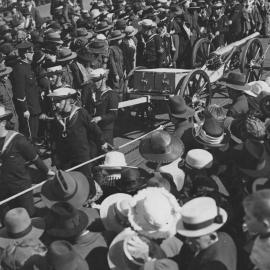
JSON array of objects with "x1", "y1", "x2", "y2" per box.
[{"x1": 243, "y1": 190, "x2": 270, "y2": 270}]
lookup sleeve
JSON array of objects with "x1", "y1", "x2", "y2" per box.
[
  {"x1": 108, "y1": 47, "x2": 118, "y2": 76},
  {"x1": 155, "y1": 35, "x2": 164, "y2": 68},
  {"x1": 12, "y1": 65, "x2": 28, "y2": 112},
  {"x1": 16, "y1": 135, "x2": 49, "y2": 174},
  {"x1": 200, "y1": 261, "x2": 228, "y2": 270},
  {"x1": 83, "y1": 110, "x2": 106, "y2": 146},
  {"x1": 33, "y1": 8, "x2": 42, "y2": 28},
  {"x1": 100, "y1": 92, "x2": 119, "y2": 125},
  {"x1": 172, "y1": 34, "x2": 179, "y2": 62}
]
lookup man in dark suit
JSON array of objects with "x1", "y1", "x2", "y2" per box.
[
  {"x1": 25, "y1": 0, "x2": 42, "y2": 28},
  {"x1": 172, "y1": 197, "x2": 237, "y2": 270},
  {"x1": 11, "y1": 41, "x2": 42, "y2": 143}
]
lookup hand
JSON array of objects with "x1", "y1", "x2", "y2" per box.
[
  {"x1": 115, "y1": 75, "x2": 120, "y2": 82},
  {"x1": 39, "y1": 113, "x2": 48, "y2": 120},
  {"x1": 91, "y1": 116, "x2": 102, "y2": 123},
  {"x1": 101, "y1": 142, "x2": 108, "y2": 152},
  {"x1": 47, "y1": 169, "x2": 55, "y2": 178},
  {"x1": 215, "y1": 31, "x2": 220, "y2": 36},
  {"x1": 24, "y1": 110, "x2": 30, "y2": 119},
  {"x1": 126, "y1": 236, "x2": 150, "y2": 262}
]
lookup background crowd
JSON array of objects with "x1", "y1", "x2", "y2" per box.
[{"x1": 1, "y1": 0, "x2": 270, "y2": 269}]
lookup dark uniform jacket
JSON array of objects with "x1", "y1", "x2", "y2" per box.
[
  {"x1": 228, "y1": 3, "x2": 243, "y2": 42},
  {"x1": 11, "y1": 60, "x2": 41, "y2": 116},
  {"x1": 93, "y1": 88, "x2": 119, "y2": 145},
  {"x1": 173, "y1": 232, "x2": 237, "y2": 270},
  {"x1": 137, "y1": 33, "x2": 164, "y2": 68},
  {"x1": 51, "y1": 107, "x2": 105, "y2": 169},
  {"x1": 0, "y1": 131, "x2": 48, "y2": 190}
]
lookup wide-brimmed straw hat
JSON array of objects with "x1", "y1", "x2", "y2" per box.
[
  {"x1": 41, "y1": 170, "x2": 90, "y2": 209},
  {"x1": 45, "y1": 202, "x2": 89, "y2": 239},
  {"x1": 213, "y1": 0, "x2": 224, "y2": 8},
  {"x1": 193, "y1": 112, "x2": 230, "y2": 148},
  {"x1": 139, "y1": 130, "x2": 185, "y2": 163},
  {"x1": 0, "y1": 208, "x2": 45, "y2": 248},
  {"x1": 128, "y1": 187, "x2": 181, "y2": 239},
  {"x1": 47, "y1": 240, "x2": 89, "y2": 270},
  {"x1": 177, "y1": 197, "x2": 227, "y2": 237},
  {"x1": 169, "y1": 95, "x2": 195, "y2": 119},
  {"x1": 45, "y1": 65, "x2": 63, "y2": 77},
  {"x1": 56, "y1": 48, "x2": 77, "y2": 63},
  {"x1": 218, "y1": 71, "x2": 252, "y2": 92},
  {"x1": 77, "y1": 27, "x2": 93, "y2": 39},
  {"x1": 124, "y1": 26, "x2": 138, "y2": 37},
  {"x1": 100, "y1": 193, "x2": 132, "y2": 233},
  {"x1": 44, "y1": 32, "x2": 63, "y2": 45},
  {"x1": 87, "y1": 68, "x2": 109, "y2": 82},
  {"x1": 108, "y1": 30, "x2": 125, "y2": 41},
  {"x1": 0, "y1": 104, "x2": 13, "y2": 121},
  {"x1": 94, "y1": 21, "x2": 113, "y2": 33},
  {"x1": 99, "y1": 151, "x2": 135, "y2": 170}
]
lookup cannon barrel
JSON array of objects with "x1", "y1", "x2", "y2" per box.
[{"x1": 215, "y1": 32, "x2": 260, "y2": 56}]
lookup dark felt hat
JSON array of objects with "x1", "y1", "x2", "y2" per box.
[
  {"x1": 56, "y1": 48, "x2": 77, "y2": 63},
  {"x1": 169, "y1": 95, "x2": 195, "y2": 119},
  {"x1": 45, "y1": 202, "x2": 89, "y2": 239},
  {"x1": 94, "y1": 21, "x2": 113, "y2": 33},
  {"x1": 139, "y1": 130, "x2": 185, "y2": 162},
  {"x1": 89, "y1": 39, "x2": 108, "y2": 54},
  {"x1": 108, "y1": 30, "x2": 125, "y2": 41}
]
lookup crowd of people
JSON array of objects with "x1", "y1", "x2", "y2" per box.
[{"x1": 1, "y1": 0, "x2": 270, "y2": 269}]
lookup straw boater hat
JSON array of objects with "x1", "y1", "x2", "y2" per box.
[
  {"x1": 139, "y1": 130, "x2": 185, "y2": 163},
  {"x1": 99, "y1": 151, "x2": 134, "y2": 170},
  {"x1": 193, "y1": 112, "x2": 230, "y2": 148},
  {"x1": 56, "y1": 48, "x2": 77, "y2": 63},
  {"x1": 44, "y1": 32, "x2": 63, "y2": 45},
  {"x1": 0, "y1": 104, "x2": 13, "y2": 121},
  {"x1": 185, "y1": 149, "x2": 213, "y2": 169},
  {"x1": 77, "y1": 27, "x2": 93, "y2": 39},
  {"x1": 0, "y1": 208, "x2": 45, "y2": 248},
  {"x1": 213, "y1": 0, "x2": 224, "y2": 8},
  {"x1": 218, "y1": 71, "x2": 252, "y2": 92},
  {"x1": 177, "y1": 197, "x2": 227, "y2": 237},
  {"x1": 88, "y1": 68, "x2": 109, "y2": 82},
  {"x1": 100, "y1": 193, "x2": 132, "y2": 233},
  {"x1": 128, "y1": 187, "x2": 181, "y2": 239},
  {"x1": 41, "y1": 170, "x2": 90, "y2": 209}
]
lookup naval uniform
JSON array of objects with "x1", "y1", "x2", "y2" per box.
[
  {"x1": 0, "y1": 131, "x2": 49, "y2": 217},
  {"x1": 11, "y1": 60, "x2": 42, "y2": 141},
  {"x1": 51, "y1": 107, "x2": 106, "y2": 197}
]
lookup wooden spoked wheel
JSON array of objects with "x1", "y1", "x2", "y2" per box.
[
  {"x1": 240, "y1": 38, "x2": 264, "y2": 82},
  {"x1": 176, "y1": 69, "x2": 211, "y2": 111},
  {"x1": 192, "y1": 38, "x2": 215, "y2": 68}
]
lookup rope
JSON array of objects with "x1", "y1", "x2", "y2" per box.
[{"x1": 0, "y1": 125, "x2": 165, "y2": 206}]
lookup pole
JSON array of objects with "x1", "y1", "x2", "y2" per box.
[{"x1": 0, "y1": 125, "x2": 166, "y2": 206}]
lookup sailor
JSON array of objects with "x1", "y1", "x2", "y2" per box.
[{"x1": 48, "y1": 87, "x2": 108, "y2": 199}]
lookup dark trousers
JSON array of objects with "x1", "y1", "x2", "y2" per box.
[
  {"x1": 18, "y1": 114, "x2": 39, "y2": 141},
  {"x1": 0, "y1": 183, "x2": 35, "y2": 220}
]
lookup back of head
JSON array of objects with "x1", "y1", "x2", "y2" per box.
[{"x1": 243, "y1": 189, "x2": 270, "y2": 221}]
